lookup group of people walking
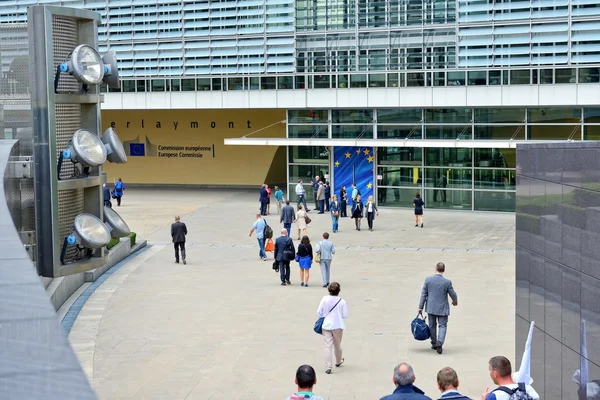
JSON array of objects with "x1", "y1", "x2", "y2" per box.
[{"x1": 102, "y1": 178, "x2": 126, "y2": 208}]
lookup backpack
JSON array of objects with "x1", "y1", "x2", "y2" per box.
[
  {"x1": 493, "y1": 383, "x2": 534, "y2": 400},
  {"x1": 357, "y1": 188, "x2": 361, "y2": 196},
  {"x1": 263, "y1": 219, "x2": 273, "y2": 239},
  {"x1": 283, "y1": 238, "x2": 295, "y2": 261}
]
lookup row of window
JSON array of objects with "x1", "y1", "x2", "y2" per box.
[{"x1": 98, "y1": 67, "x2": 600, "y2": 94}]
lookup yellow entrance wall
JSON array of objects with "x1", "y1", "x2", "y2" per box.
[{"x1": 101, "y1": 109, "x2": 286, "y2": 186}]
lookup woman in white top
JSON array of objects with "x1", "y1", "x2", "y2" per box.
[
  {"x1": 316, "y1": 282, "x2": 348, "y2": 375},
  {"x1": 365, "y1": 195, "x2": 379, "y2": 231}
]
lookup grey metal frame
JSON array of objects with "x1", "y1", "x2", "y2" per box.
[{"x1": 28, "y1": 5, "x2": 106, "y2": 277}]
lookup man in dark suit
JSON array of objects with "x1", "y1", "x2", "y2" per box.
[
  {"x1": 274, "y1": 228, "x2": 294, "y2": 286},
  {"x1": 280, "y1": 200, "x2": 296, "y2": 237},
  {"x1": 171, "y1": 215, "x2": 188, "y2": 264},
  {"x1": 436, "y1": 367, "x2": 472, "y2": 399},
  {"x1": 102, "y1": 183, "x2": 112, "y2": 208},
  {"x1": 259, "y1": 184, "x2": 269, "y2": 216},
  {"x1": 418, "y1": 262, "x2": 458, "y2": 354}
]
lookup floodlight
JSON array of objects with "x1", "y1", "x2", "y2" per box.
[
  {"x1": 102, "y1": 51, "x2": 120, "y2": 88},
  {"x1": 59, "y1": 44, "x2": 104, "y2": 85},
  {"x1": 60, "y1": 213, "x2": 111, "y2": 264},
  {"x1": 101, "y1": 128, "x2": 127, "y2": 163},
  {"x1": 103, "y1": 206, "x2": 131, "y2": 238}
]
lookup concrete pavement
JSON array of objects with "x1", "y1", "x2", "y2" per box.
[{"x1": 68, "y1": 188, "x2": 516, "y2": 400}]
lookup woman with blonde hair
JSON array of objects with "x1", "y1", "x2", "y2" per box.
[
  {"x1": 295, "y1": 204, "x2": 308, "y2": 239},
  {"x1": 365, "y1": 195, "x2": 379, "y2": 231}
]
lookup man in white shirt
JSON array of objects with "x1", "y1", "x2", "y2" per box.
[
  {"x1": 482, "y1": 356, "x2": 539, "y2": 400},
  {"x1": 295, "y1": 179, "x2": 309, "y2": 211}
]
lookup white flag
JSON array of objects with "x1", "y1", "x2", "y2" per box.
[{"x1": 513, "y1": 321, "x2": 534, "y2": 384}]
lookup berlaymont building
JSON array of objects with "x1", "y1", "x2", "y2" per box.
[{"x1": 2, "y1": 0, "x2": 600, "y2": 212}]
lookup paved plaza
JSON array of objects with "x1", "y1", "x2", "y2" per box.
[{"x1": 68, "y1": 188, "x2": 516, "y2": 400}]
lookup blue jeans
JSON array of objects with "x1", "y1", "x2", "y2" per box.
[
  {"x1": 331, "y1": 214, "x2": 339, "y2": 232},
  {"x1": 320, "y1": 259, "x2": 331, "y2": 285},
  {"x1": 257, "y1": 238, "x2": 266, "y2": 259},
  {"x1": 284, "y1": 222, "x2": 291, "y2": 236},
  {"x1": 279, "y1": 260, "x2": 290, "y2": 282}
]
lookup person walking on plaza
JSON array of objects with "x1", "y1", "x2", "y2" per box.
[
  {"x1": 249, "y1": 212, "x2": 268, "y2": 261},
  {"x1": 436, "y1": 367, "x2": 472, "y2": 400},
  {"x1": 330, "y1": 194, "x2": 340, "y2": 233},
  {"x1": 103, "y1": 183, "x2": 112, "y2": 208},
  {"x1": 274, "y1": 228, "x2": 294, "y2": 286},
  {"x1": 317, "y1": 181, "x2": 326, "y2": 214},
  {"x1": 324, "y1": 182, "x2": 331, "y2": 211},
  {"x1": 295, "y1": 204, "x2": 308, "y2": 240},
  {"x1": 380, "y1": 363, "x2": 432, "y2": 400},
  {"x1": 280, "y1": 199, "x2": 296, "y2": 237},
  {"x1": 340, "y1": 186, "x2": 348, "y2": 217},
  {"x1": 418, "y1": 262, "x2": 458, "y2": 355},
  {"x1": 297, "y1": 235, "x2": 313, "y2": 287},
  {"x1": 259, "y1": 184, "x2": 269, "y2": 216},
  {"x1": 312, "y1": 175, "x2": 321, "y2": 211},
  {"x1": 482, "y1": 356, "x2": 539, "y2": 400},
  {"x1": 274, "y1": 186, "x2": 284, "y2": 215},
  {"x1": 171, "y1": 216, "x2": 188, "y2": 265},
  {"x1": 316, "y1": 232, "x2": 335, "y2": 287},
  {"x1": 113, "y1": 178, "x2": 125, "y2": 206},
  {"x1": 414, "y1": 193, "x2": 425, "y2": 228},
  {"x1": 351, "y1": 194, "x2": 364, "y2": 231},
  {"x1": 316, "y1": 282, "x2": 347, "y2": 374},
  {"x1": 295, "y1": 179, "x2": 309, "y2": 212},
  {"x1": 365, "y1": 195, "x2": 379, "y2": 231},
  {"x1": 351, "y1": 183, "x2": 358, "y2": 207},
  {"x1": 286, "y1": 365, "x2": 324, "y2": 400},
  {"x1": 266, "y1": 184, "x2": 272, "y2": 215}
]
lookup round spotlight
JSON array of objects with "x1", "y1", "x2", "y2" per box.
[
  {"x1": 103, "y1": 206, "x2": 131, "y2": 238},
  {"x1": 102, "y1": 51, "x2": 120, "y2": 88},
  {"x1": 69, "y1": 213, "x2": 111, "y2": 249},
  {"x1": 65, "y1": 129, "x2": 107, "y2": 167},
  {"x1": 101, "y1": 128, "x2": 127, "y2": 163},
  {"x1": 68, "y1": 44, "x2": 104, "y2": 85}
]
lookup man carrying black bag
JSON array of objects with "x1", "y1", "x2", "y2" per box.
[{"x1": 274, "y1": 228, "x2": 295, "y2": 286}]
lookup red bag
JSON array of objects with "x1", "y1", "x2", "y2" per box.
[{"x1": 265, "y1": 238, "x2": 274, "y2": 252}]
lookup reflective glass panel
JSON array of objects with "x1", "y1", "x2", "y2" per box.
[
  {"x1": 288, "y1": 125, "x2": 328, "y2": 139},
  {"x1": 584, "y1": 125, "x2": 600, "y2": 140},
  {"x1": 181, "y1": 79, "x2": 195, "y2": 91},
  {"x1": 584, "y1": 108, "x2": 600, "y2": 123},
  {"x1": 197, "y1": 78, "x2": 210, "y2": 90},
  {"x1": 288, "y1": 110, "x2": 328, "y2": 124},
  {"x1": 425, "y1": 125, "x2": 472, "y2": 139},
  {"x1": 528, "y1": 108, "x2": 581, "y2": 123},
  {"x1": 377, "y1": 109, "x2": 422, "y2": 123},
  {"x1": 425, "y1": 108, "x2": 472, "y2": 123},
  {"x1": 377, "y1": 187, "x2": 424, "y2": 207},
  {"x1": 424, "y1": 168, "x2": 472, "y2": 189},
  {"x1": 423, "y1": 188, "x2": 472, "y2": 210},
  {"x1": 377, "y1": 166, "x2": 422, "y2": 187},
  {"x1": 474, "y1": 108, "x2": 526, "y2": 123},
  {"x1": 331, "y1": 125, "x2": 373, "y2": 139},
  {"x1": 378, "y1": 125, "x2": 422, "y2": 139},
  {"x1": 377, "y1": 147, "x2": 423, "y2": 164},
  {"x1": 474, "y1": 125, "x2": 525, "y2": 140},
  {"x1": 122, "y1": 80, "x2": 136, "y2": 93},
  {"x1": 425, "y1": 147, "x2": 472, "y2": 167},
  {"x1": 474, "y1": 148, "x2": 516, "y2": 168},
  {"x1": 474, "y1": 169, "x2": 516, "y2": 189},
  {"x1": 288, "y1": 146, "x2": 329, "y2": 163},
  {"x1": 474, "y1": 191, "x2": 516, "y2": 212},
  {"x1": 332, "y1": 109, "x2": 373, "y2": 123},
  {"x1": 529, "y1": 125, "x2": 581, "y2": 140}
]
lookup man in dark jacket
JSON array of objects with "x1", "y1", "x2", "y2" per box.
[
  {"x1": 171, "y1": 215, "x2": 188, "y2": 264},
  {"x1": 102, "y1": 183, "x2": 112, "y2": 208},
  {"x1": 274, "y1": 228, "x2": 294, "y2": 285},
  {"x1": 280, "y1": 200, "x2": 296, "y2": 236},
  {"x1": 380, "y1": 363, "x2": 432, "y2": 400},
  {"x1": 259, "y1": 184, "x2": 269, "y2": 216},
  {"x1": 436, "y1": 367, "x2": 472, "y2": 400}
]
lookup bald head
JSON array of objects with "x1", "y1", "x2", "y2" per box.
[
  {"x1": 280, "y1": 228, "x2": 288, "y2": 236},
  {"x1": 256, "y1": 212, "x2": 261, "y2": 218},
  {"x1": 393, "y1": 363, "x2": 415, "y2": 386}
]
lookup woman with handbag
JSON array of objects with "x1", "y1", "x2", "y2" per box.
[
  {"x1": 316, "y1": 282, "x2": 348, "y2": 374},
  {"x1": 330, "y1": 194, "x2": 340, "y2": 233},
  {"x1": 295, "y1": 204, "x2": 308, "y2": 240},
  {"x1": 296, "y1": 235, "x2": 313, "y2": 287},
  {"x1": 365, "y1": 195, "x2": 379, "y2": 231},
  {"x1": 351, "y1": 194, "x2": 364, "y2": 231}
]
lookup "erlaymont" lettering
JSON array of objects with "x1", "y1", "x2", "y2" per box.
[{"x1": 110, "y1": 119, "x2": 252, "y2": 130}]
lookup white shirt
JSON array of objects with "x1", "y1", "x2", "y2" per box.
[
  {"x1": 317, "y1": 295, "x2": 348, "y2": 330},
  {"x1": 296, "y1": 183, "x2": 305, "y2": 195},
  {"x1": 367, "y1": 203, "x2": 373, "y2": 212},
  {"x1": 486, "y1": 384, "x2": 539, "y2": 400}
]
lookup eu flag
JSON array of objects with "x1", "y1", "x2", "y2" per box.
[{"x1": 129, "y1": 143, "x2": 145, "y2": 157}]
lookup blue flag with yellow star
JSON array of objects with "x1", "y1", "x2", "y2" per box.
[{"x1": 333, "y1": 146, "x2": 374, "y2": 200}]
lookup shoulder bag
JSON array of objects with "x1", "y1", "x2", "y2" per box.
[
  {"x1": 314, "y1": 298, "x2": 342, "y2": 335},
  {"x1": 304, "y1": 214, "x2": 311, "y2": 225},
  {"x1": 315, "y1": 241, "x2": 322, "y2": 263}
]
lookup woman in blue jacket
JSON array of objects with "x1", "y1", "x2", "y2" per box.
[
  {"x1": 113, "y1": 178, "x2": 126, "y2": 206},
  {"x1": 351, "y1": 194, "x2": 364, "y2": 231}
]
